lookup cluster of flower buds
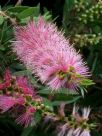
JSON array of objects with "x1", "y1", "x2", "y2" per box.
[
  {"x1": 74, "y1": 0, "x2": 89, "y2": 12},
  {"x1": 12, "y1": 17, "x2": 93, "y2": 94},
  {"x1": 78, "y1": 0, "x2": 102, "y2": 24},
  {"x1": 74, "y1": 34, "x2": 102, "y2": 46},
  {"x1": 57, "y1": 106, "x2": 92, "y2": 136},
  {"x1": 44, "y1": 105, "x2": 95, "y2": 136},
  {"x1": 0, "y1": 69, "x2": 51, "y2": 127}
]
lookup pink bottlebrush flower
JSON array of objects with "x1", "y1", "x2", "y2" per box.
[
  {"x1": 16, "y1": 76, "x2": 35, "y2": 96},
  {"x1": 15, "y1": 106, "x2": 36, "y2": 127},
  {"x1": 16, "y1": 97, "x2": 25, "y2": 105},
  {"x1": 0, "y1": 81, "x2": 11, "y2": 90},
  {"x1": 13, "y1": 17, "x2": 90, "y2": 92},
  {"x1": 0, "y1": 95, "x2": 25, "y2": 113},
  {"x1": 73, "y1": 128, "x2": 82, "y2": 136},
  {"x1": 73, "y1": 128, "x2": 91, "y2": 136},
  {"x1": 4, "y1": 69, "x2": 11, "y2": 88},
  {"x1": 4, "y1": 69, "x2": 11, "y2": 81},
  {"x1": 35, "y1": 45, "x2": 90, "y2": 91},
  {"x1": 58, "y1": 127, "x2": 90, "y2": 136},
  {"x1": 57, "y1": 126, "x2": 90, "y2": 136},
  {"x1": 0, "y1": 83, "x2": 5, "y2": 90},
  {"x1": 58, "y1": 102, "x2": 65, "y2": 117},
  {"x1": 58, "y1": 127, "x2": 74, "y2": 136},
  {"x1": 79, "y1": 130, "x2": 90, "y2": 136},
  {"x1": 57, "y1": 123, "x2": 69, "y2": 136},
  {"x1": 72, "y1": 105, "x2": 91, "y2": 121},
  {"x1": 82, "y1": 107, "x2": 91, "y2": 120},
  {"x1": 72, "y1": 104, "x2": 79, "y2": 117},
  {"x1": 0, "y1": 69, "x2": 11, "y2": 90},
  {"x1": 57, "y1": 106, "x2": 92, "y2": 136},
  {"x1": 4, "y1": 80, "x2": 11, "y2": 88},
  {"x1": 67, "y1": 129, "x2": 75, "y2": 136},
  {"x1": 0, "y1": 96, "x2": 16, "y2": 112},
  {"x1": 43, "y1": 115, "x2": 56, "y2": 125}
]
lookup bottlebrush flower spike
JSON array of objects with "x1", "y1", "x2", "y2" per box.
[
  {"x1": 73, "y1": 128, "x2": 91, "y2": 136},
  {"x1": 58, "y1": 125, "x2": 91, "y2": 136},
  {"x1": 16, "y1": 106, "x2": 36, "y2": 127},
  {"x1": 57, "y1": 106, "x2": 92, "y2": 136},
  {"x1": 0, "y1": 95, "x2": 25, "y2": 113},
  {"x1": 0, "y1": 69, "x2": 41, "y2": 127},
  {"x1": 57, "y1": 123, "x2": 69, "y2": 136},
  {"x1": 0, "y1": 69, "x2": 11, "y2": 90},
  {"x1": 13, "y1": 17, "x2": 91, "y2": 92},
  {"x1": 79, "y1": 130, "x2": 91, "y2": 136},
  {"x1": 0, "y1": 83, "x2": 5, "y2": 90},
  {"x1": 16, "y1": 76, "x2": 35, "y2": 96},
  {"x1": 82, "y1": 107, "x2": 91, "y2": 120},
  {"x1": 4, "y1": 69, "x2": 11, "y2": 81},
  {"x1": 0, "y1": 96, "x2": 16, "y2": 112},
  {"x1": 72, "y1": 105, "x2": 91, "y2": 121}
]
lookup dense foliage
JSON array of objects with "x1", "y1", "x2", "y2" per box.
[{"x1": 0, "y1": 0, "x2": 102, "y2": 136}]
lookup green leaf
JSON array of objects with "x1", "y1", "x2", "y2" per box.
[
  {"x1": 21, "y1": 127, "x2": 34, "y2": 136},
  {"x1": 0, "y1": 45, "x2": 5, "y2": 51},
  {"x1": 79, "y1": 86, "x2": 86, "y2": 97},
  {"x1": 39, "y1": 87, "x2": 78, "y2": 95},
  {"x1": 7, "y1": 6, "x2": 29, "y2": 13},
  {"x1": 63, "y1": 0, "x2": 75, "y2": 34},
  {"x1": 13, "y1": 70, "x2": 31, "y2": 76},
  {"x1": 52, "y1": 95, "x2": 81, "y2": 106},
  {"x1": 43, "y1": 11, "x2": 52, "y2": 20},
  {"x1": 20, "y1": 17, "x2": 31, "y2": 24},
  {"x1": 43, "y1": 98, "x2": 53, "y2": 111},
  {"x1": 80, "y1": 79, "x2": 94, "y2": 86},
  {"x1": 17, "y1": 6, "x2": 40, "y2": 19},
  {"x1": 0, "y1": 15, "x2": 4, "y2": 25},
  {"x1": 34, "y1": 111, "x2": 42, "y2": 125}
]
